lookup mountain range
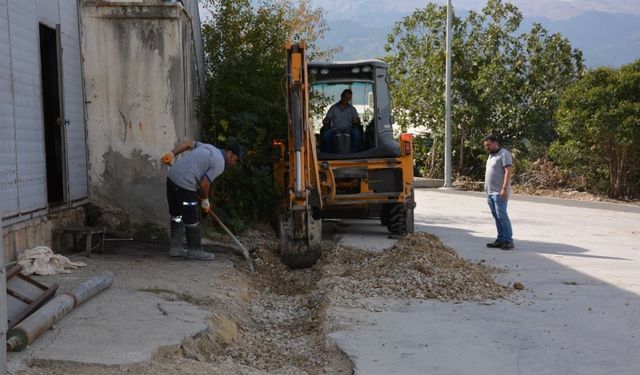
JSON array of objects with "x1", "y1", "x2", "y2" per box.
[{"x1": 314, "y1": 0, "x2": 640, "y2": 68}]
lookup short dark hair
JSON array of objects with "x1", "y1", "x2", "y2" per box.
[
  {"x1": 341, "y1": 89, "x2": 353, "y2": 98},
  {"x1": 483, "y1": 134, "x2": 499, "y2": 143},
  {"x1": 225, "y1": 143, "x2": 243, "y2": 162}
]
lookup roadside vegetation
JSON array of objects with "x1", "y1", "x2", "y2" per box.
[
  {"x1": 198, "y1": 0, "x2": 331, "y2": 229},
  {"x1": 386, "y1": 0, "x2": 639, "y2": 200},
  {"x1": 198, "y1": 0, "x2": 638, "y2": 230}
]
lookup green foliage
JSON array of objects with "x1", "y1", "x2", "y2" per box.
[
  {"x1": 199, "y1": 0, "x2": 330, "y2": 229},
  {"x1": 553, "y1": 60, "x2": 640, "y2": 198},
  {"x1": 384, "y1": 0, "x2": 584, "y2": 178}
]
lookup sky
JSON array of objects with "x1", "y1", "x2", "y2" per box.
[
  {"x1": 310, "y1": 0, "x2": 640, "y2": 20},
  {"x1": 200, "y1": 0, "x2": 640, "y2": 23}
]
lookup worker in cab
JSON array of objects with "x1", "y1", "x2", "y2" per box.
[
  {"x1": 321, "y1": 89, "x2": 362, "y2": 153},
  {"x1": 161, "y1": 141, "x2": 242, "y2": 260}
]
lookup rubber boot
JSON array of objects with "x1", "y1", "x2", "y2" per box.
[
  {"x1": 169, "y1": 220, "x2": 187, "y2": 257},
  {"x1": 185, "y1": 223, "x2": 215, "y2": 261}
]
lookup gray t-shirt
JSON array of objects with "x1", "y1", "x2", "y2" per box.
[
  {"x1": 325, "y1": 102, "x2": 359, "y2": 131},
  {"x1": 168, "y1": 142, "x2": 225, "y2": 192},
  {"x1": 484, "y1": 148, "x2": 513, "y2": 194}
]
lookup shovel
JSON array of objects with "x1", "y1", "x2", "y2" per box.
[{"x1": 207, "y1": 210, "x2": 255, "y2": 272}]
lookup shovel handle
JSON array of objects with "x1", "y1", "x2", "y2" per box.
[{"x1": 208, "y1": 211, "x2": 255, "y2": 272}]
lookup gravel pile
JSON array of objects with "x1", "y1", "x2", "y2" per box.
[{"x1": 322, "y1": 232, "x2": 510, "y2": 301}]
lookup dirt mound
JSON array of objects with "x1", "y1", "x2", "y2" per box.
[{"x1": 322, "y1": 232, "x2": 510, "y2": 302}]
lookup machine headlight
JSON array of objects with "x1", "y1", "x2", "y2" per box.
[
  {"x1": 361, "y1": 66, "x2": 372, "y2": 73},
  {"x1": 320, "y1": 68, "x2": 329, "y2": 75},
  {"x1": 351, "y1": 67, "x2": 361, "y2": 74}
]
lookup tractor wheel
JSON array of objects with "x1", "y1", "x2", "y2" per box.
[
  {"x1": 386, "y1": 204, "x2": 407, "y2": 235},
  {"x1": 406, "y1": 189, "x2": 416, "y2": 234},
  {"x1": 380, "y1": 204, "x2": 391, "y2": 226},
  {"x1": 406, "y1": 207, "x2": 415, "y2": 234}
]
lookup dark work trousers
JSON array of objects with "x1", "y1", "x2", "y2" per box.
[{"x1": 166, "y1": 178, "x2": 199, "y2": 225}]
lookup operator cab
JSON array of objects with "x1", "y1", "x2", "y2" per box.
[{"x1": 309, "y1": 60, "x2": 401, "y2": 160}]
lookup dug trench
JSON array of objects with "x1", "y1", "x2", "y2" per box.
[{"x1": 18, "y1": 229, "x2": 516, "y2": 375}]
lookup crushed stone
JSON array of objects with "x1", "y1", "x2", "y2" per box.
[{"x1": 320, "y1": 232, "x2": 511, "y2": 302}]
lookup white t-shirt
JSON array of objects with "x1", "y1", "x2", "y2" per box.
[
  {"x1": 168, "y1": 142, "x2": 225, "y2": 191},
  {"x1": 484, "y1": 148, "x2": 513, "y2": 194}
]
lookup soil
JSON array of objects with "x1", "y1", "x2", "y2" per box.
[{"x1": 18, "y1": 230, "x2": 513, "y2": 375}]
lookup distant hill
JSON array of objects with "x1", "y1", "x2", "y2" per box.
[
  {"x1": 522, "y1": 11, "x2": 640, "y2": 68},
  {"x1": 314, "y1": 0, "x2": 640, "y2": 22},
  {"x1": 317, "y1": 10, "x2": 640, "y2": 68}
]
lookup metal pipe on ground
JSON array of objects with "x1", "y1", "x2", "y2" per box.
[{"x1": 6, "y1": 271, "x2": 114, "y2": 352}]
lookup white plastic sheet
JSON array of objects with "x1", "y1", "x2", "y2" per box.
[{"x1": 17, "y1": 246, "x2": 87, "y2": 276}]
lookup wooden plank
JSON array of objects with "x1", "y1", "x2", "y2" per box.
[
  {"x1": 8, "y1": 283, "x2": 58, "y2": 329},
  {"x1": 55, "y1": 226, "x2": 105, "y2": 234},
  {"x1": 5, "y1": 265, "x2": 59, "y2": 329}
]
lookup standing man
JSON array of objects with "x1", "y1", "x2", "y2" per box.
[
  {"x1": 161, "y1": 141, "x2": 241, "y2": 260},
  {"x1": 483, "y1": 135, "x2": 514, "y2": 250},
  {"x1": 321, "y1": 89, "x2": 362, "y2": 153}
]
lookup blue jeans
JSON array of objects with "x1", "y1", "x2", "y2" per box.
[
  {"x1": 487, "y1": 193, "x2": 513, "y2": 242},
  {"x1": 321, "y1": 128, "x2": 361, "y2": 153}
]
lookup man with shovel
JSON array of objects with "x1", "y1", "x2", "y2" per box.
[{"x1": 161, "y1": 141, "x2": 242, "y2": 260}]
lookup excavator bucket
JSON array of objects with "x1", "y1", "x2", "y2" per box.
[{"x1": 278, "y1": 209, "x2": 322, "y2": 268}]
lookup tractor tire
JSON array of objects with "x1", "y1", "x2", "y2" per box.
[
  {"x1": 406, "y1": 207, "x2": 415, "y2": 234},
  {"x1": 386, "y1": 203, "x2": 407, "y2": 235},
  {"x1": 380, "y1": 204, "x2": 391, "y2": 226},
  {"x1": 406, "y1": 189, "x2": 416, "y2": 234}
]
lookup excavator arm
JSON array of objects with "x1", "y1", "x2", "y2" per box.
[{"x1": 278, "y1": 42, "x2": 323, "y2": 268}]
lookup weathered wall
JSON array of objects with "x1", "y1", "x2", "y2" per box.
[
  {"x1": 80, "y1": 0, "x2": 204, "y2": 228},
  {"x1": 1, "y1": 207, "x2": 84, "y2": 261},
  {"x1": 1, "y1": 0, "x2": 89, "y2": 260}
]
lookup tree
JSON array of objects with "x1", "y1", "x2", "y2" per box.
[
  {"x1": 552, "y1": 60, "x2": 640, "y2": 198},
  {"x1": 199, "y1": 0, "x2": 331, "y2": 228},
  {"x1": 384, "y1": 0, "x2": 584, "y2": 178}
]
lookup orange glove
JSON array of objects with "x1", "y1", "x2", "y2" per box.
[{"x1": 161, "y1": 152, "x2": 174, "y2": 165}]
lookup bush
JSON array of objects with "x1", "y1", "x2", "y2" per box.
[
  {"x1": 199, "y1": 0, "x2": 330, "y2": 230},
  {"x1": 554, "y1": 60, "x2": 640, "y2": 199}
]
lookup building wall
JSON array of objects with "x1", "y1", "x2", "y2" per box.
[
  {"x1": 0, "y1": 0, "x2": 88, "y2": 260},
  {"x1": 80, "y1": 0, "x2": 204, "y2": 228},
  {"x1": 1, "y1": 207, "x2": 84, "y2": 261}
]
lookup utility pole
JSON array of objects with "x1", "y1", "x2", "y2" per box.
[{"x1": 444, "y1": 0, "x2": 453, "y2": 188}]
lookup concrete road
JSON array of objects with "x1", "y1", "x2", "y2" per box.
[
  {"x1": 6, "y1": 241, "x2": 247, "y2": 373},
  {"x1": 329, "y1": 189, "x2": 640, "y2": 375}
]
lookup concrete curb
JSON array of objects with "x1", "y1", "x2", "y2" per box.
[{"x1": 414, "y1": 178, "x2": 444, "y2": 189}]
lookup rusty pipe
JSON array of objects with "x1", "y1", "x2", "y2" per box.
[{"x1": 6, "y1": 271, "x2": 114, "y2": 352}]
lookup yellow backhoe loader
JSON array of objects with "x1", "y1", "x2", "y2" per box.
[{"x1": 273, "y1": 42, "x2": 415, "y2": 268}]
